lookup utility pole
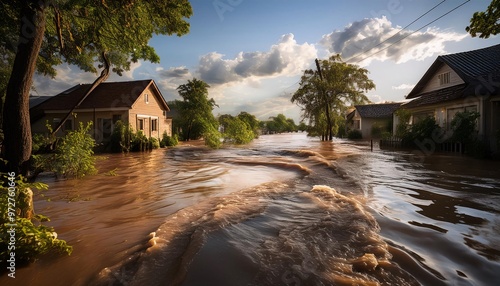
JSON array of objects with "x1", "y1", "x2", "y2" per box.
[{"x1": 315, "y1": 58, "x2": 333, "y2": 141}]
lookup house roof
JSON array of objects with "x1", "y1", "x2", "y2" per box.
[
  {"x1": 402, "y1": 84, "x2": 466, "y2": 109},
  {"x1": 354, "y1": 103, "x2": 402, "y2": 118},
  {"x1": 407, "y1": 44, "x2": 500, "y2": 99},
  {"x1": 31, "y1": 79, "x2": 169, "y2": 112},
  {"x1": 29, "y1": 96, "x2": 52, "y2": 109}
]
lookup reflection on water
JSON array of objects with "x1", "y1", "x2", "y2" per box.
[{"x1": 2, "y1": 133, "x2": 499, "y2": 286}]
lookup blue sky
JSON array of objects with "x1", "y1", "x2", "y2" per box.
[{"x1": 34, "y1": 0, "x2": 499, "y2": 122}]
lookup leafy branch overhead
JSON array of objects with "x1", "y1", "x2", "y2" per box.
[
  {"x1": 44, "y1": 0, "x2": 192, "y2": 76},
  {"x1": 466, "y1": 0, "x2": 500, "y2": 39},
  {"x1": 1, "y1": 0, "x2": 192, "y2": 175}
]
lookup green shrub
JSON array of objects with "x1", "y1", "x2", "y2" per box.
[
  {"x1": 131, "y1": 131, "x2": 149, "y2": 151},
  {"x1": 203, "y1": 125, "x2": 222, "y2": 149},
  {"x1": 149, "y1": 137, "x2": 160, "y2": 149},
  {"x1": 370, "y1": 123, "x2": 384, "y2": 138},
  {"x1": 401, "y1": 117, "x2": 440, "y2": 148},
  {"x1": 110, "y1": 120, "x2": 134, "y2": 152},
  {"x1": 347, "y1": 129, "x2": 362, "y2": 140},
  {"x1": 33, "y1": 122, "x2": 96, "y2": 178},
  {"x1": 0, "y1": 175, "x2": 72, "y2": 267},
  {"x1": 160, "y1": 131, "x2": 179, "y2": 147}
]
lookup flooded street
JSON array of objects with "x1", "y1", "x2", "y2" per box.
[{"x1": 3, "y1": 133, "x2": 500, "y2": 285}]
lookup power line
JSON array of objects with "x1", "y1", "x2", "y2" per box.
[
  {"x1": 352, "y1": 0, "x2": 470, "y2": 64},
  {"x1": 345, "y1": 0, "x2": 447, "y2": 63}
]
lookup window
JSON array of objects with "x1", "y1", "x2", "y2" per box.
[
  {"x1": 112, "y1": 114, "x2": 122, "y2": 123},
  {"x1": 438, "y1": 72, "x2": 450, "y2": 85},
  {"x1": 63, "y1": 119, "x2": 73, "y2": 131},
  {"x1": 52, "y1": 118, "x2": 61, "y2": 130},
  {"x1": 353, "y1": 120, "x2": 360, "y2": 130},
  {"x1": 151, "y1": 119, "x2": 158, "y2": 131},
  {"x1": 144, "y1": 93, "x2": 149, "y2": 104},
  {"x1": 138, "y1": 118, "x2": 144, "y2": 130}
]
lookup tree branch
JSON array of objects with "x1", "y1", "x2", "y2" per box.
[{"x1": 51, "y1": 51, "x2": 110, "y2": 137}]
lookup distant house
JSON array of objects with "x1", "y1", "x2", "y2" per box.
[
  {"x1": 30, "y1": 79, "x2": 172, "y2": 143},
  {"x1": 346, "y1": 103, "x2": 402, "y2": 138},
  {"x1": 402, "y1": 44, "x2": 500, "y2": 151}
]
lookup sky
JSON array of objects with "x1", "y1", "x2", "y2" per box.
[{"x1": 33, "y1": 0, "x2": 499, "y2": 122}]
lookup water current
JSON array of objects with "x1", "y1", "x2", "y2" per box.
[{"x1": 2, "y1": 133, "x2": 500, "y2": 285}]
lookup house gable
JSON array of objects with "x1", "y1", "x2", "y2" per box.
[{"x1": 419, "y1": 63, "x2": 465, "y2": 94}]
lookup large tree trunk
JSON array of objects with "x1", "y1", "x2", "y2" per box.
[{"x1": 2, "y1": 1, "x2": 47, "y2": 175}]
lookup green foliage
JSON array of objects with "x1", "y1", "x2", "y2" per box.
[
  {"x1": 110, "y1": 120, "x2": 134, "y2": 152},
  {"x1": 450, "y1": 111, "x2": 482, "y2": 155},
  {"x1": 171, "y1": 78, "x2": 222, "y2": 148},
  {"x1": 401, "y1": 117, "x2": 440, "y2": 148},
  {"x1": 394, "y1": 109, "x2": 412, "y2": 138},
  {"x1": 1, "y1": 0, "x2": 193, "y2": 78},
  {"x1": 203, "y1": 124, "x2": 222, "y2": 149},
  {"x1": 219, "y1": 115, "x2": 255, "y2": 144},
  {"x1": 33, "y1": 122, "x2": 96, "y2": 178},
  {"x1": 148, "y1": 137, "x2": 160, "y2": 149},
  {"x1": 0, "y1": 175, "x2": 72, "y2": 266},
  {"x1": 371, "y1": 123, "x2": 384, "y2": 138},
  {"x1": 160, "y1": 131, "x2": 179, "y2": 147},
  {"x1": 291, "y1": 55, "x2": 375, "y2": 140},
  {"x1": 347, "y1": 129, "x2": 362, "y2": 140},
  {"x1": 450, "y1": 111, "x2": 480, "y2": 144},
  {"x1": 262, "y1": 114, "x2": 298, "y2": 134},
  {"x1": 130, "y1": 131, "x2": 149, "y2": 152},
  {"x1": 237, "y1": 112, "x2": 260, "y2": 138},
  {"x1": 466, "y1": 0, "x2": 500, "y2": 39}
]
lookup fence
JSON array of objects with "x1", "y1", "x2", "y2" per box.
[{"x1": 380, "y1": 138, "x2": 464, "y2": 154}]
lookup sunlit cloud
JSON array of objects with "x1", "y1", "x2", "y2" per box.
[
  {"x1": 392, "y1": 83, "x2": 415, "y2": 90},
  {"x1": 320, "y1": 17, "x2": 467, "y2": 65},
  {"x1": 197, "y1": 33, "x2": 317, "y2": 85}
]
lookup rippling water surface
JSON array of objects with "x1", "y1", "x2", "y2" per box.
[{"x1": 3, "y1": 133, "x2": 500, "y2": 285}]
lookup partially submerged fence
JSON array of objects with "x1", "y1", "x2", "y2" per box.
[{"x1": 380, "y1": 138, "x2": 464, "y2": 154}]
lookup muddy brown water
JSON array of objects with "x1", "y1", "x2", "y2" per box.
[{"x1": 2, "y1": 133, "x2": 500, "y2": 285}]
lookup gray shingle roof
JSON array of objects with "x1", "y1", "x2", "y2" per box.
[
  {"x1": 407, "y1": 44, "x2": 500, "y2": 99},
  {"x1": 355, "y1": 103, "x2": 402, "y2": 118},
  {"x1": 440, "y1": 44, "x2": 500, "y2": 79}
]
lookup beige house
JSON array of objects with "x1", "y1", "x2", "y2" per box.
[
  {"x1": 30, "y1": 79, "x2": 172, "y2": 143},
  {"x1": 346, "y1": 103, "x2": 402, "y2": 139},
  {"x1": 402, "y1": 44, "x2": 500, "y2": 152}
]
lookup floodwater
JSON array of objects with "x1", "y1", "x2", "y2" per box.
[{"x1": 2, "y1": 133, "x2": 500, "y2": 285}]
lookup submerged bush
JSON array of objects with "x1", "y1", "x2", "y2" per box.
[
  {"x1": 160, "y1": 131, "x2": 179, "y2": 147},
  {"x1": 0, "y1": 175, "x2": 72, "y2": 267},
  {"x1": 401, "y1": 117, "x2": 440, "y2": 148},
  {"x1": 33, "y1": 122, "x2": 96, "y2": 178},
  {"x1": 110, "y1": 120, "x2": 134, "y2": 152},
  {"x1": 347, "y1": 129, "x2": 362, "y2": 140},
  {"x1": 149, "y1": 137, "x2": 160, "y2": 149}
]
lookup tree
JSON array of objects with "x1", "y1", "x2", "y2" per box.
[
  {"x1": 291, "y1": 55, "x2": 374, "y2": 141},
  {"x1": 174, "y1": 78, "x2": 221, "y2": 147},
  {"x1": 1, "y1": 0, "x2": 192, "y2": 175},
  {"x1": 261, "y1": 113, "x2": 297, "y2": 134},
  {"x1": 466, "y1": 0, "x2": 500, "y2": 38},
  {"x1": 237, "y1": 111, "x2": 260, "y2": 138},
  {"x1": 219, "y1": 114, "x2": 254, "y2": 144}
]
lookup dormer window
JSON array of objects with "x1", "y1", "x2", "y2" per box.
[{"x1": 438, "y1": 72, "x2": 450, "y2": 85}]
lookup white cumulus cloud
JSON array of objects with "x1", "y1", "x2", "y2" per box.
[
  {"x1": 197, "y1": 33, "x2": 317, "y2": 85},
  {"x1": 320, "y1": 17, "x2": 467, "y2": 65}
]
